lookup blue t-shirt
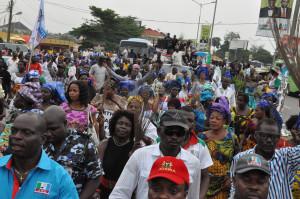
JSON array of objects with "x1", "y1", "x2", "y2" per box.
[{"x1": 0, "y1": 150, "x2": 79, "y2": 199}]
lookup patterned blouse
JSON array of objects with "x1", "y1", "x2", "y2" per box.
[{"x1": 60, "y1": 102, "x2": 97, "y2": 132}]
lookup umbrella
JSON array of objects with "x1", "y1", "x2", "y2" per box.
[
  {"x1": 211, "y1": 55, "x2": 223, "y2": 62},
  {"x1": 193, "y1": 52, "x2": 208, "y2": 57},
  {"x1": 10, "y1": 36, "x2": 25, "y2": 42}
]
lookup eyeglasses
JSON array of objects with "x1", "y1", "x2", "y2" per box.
[
  {"x1": 257, "y1": 131, "x2": 280, "y2": 141},
  {"x1": 164, "y1": 128, "x2": 186, "y2": 137}
]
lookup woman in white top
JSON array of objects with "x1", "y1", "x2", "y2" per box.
[{"x1": 11, "y1": 61, "x2": 26, "y2": 93}]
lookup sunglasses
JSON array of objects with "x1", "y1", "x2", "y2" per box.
[
  {"x1": 256, "y1": 131, "x2": 280, "y2": 141},
  {"x1": 164, "y1": 128, "x2": 186, "y2": 137}
]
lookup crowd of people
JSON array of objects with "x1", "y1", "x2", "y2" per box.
[{"x1": 0, "y1": 46, "x2": 299, "y2": 199}]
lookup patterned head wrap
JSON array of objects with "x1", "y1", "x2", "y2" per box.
[
  {"x1": 202, "y1": 83, "x2": 213, "y2": 92},
  {"x1": 224, "y1": 71, "x2": 232, "y2": 79},
  {"x1": 256, "y1": 99, "x2": 272, "y2": 112},
  {"x1": 163, "y1": 80, "x2": 182, "y2": 91},
  {"x1": 119, "y1": 80, "x2": 135, "y2": 92},
  {"x1": 197, "y1": 66, "x2": 209, "y2": 80},
  {"x1": 78, "y1": 70, "x2": 93, "y2": 85},
  {"x1": 138, "y1": 85, "x2": 154, "y2": 98},
  {"x1": 206, "y1": 97, "x2": 231, "y2": 125},
  {"x1": 200, "y1": 90, "x2": 213, "y2": 102},
  {"x1": 158, "y1": 69, "x2": 166, "y2": 76},
  {"x1": 45, "y1": 54, "x2": 53, "y2": 58},
  {"x1": 176, "y1": 73, "x2": 184, "y2": 85},
  {"x1": 42, "y1": 81, "x2": 67, "y2": 104},
  {"x1": 181, "y1": 70, "x2": 188, "y2": 74},
  {"x1": 261, "y1": 91, "x2": 278, "y2": 107},
  {"x1": 127, "y1": 96, "x2": 144, "y2": 107},
  {"x1": 21, "y1": 70, "x2": 40, "y2": 84},
  {"x1": 18, "y1": 82, "x2": 43, "y2": 107}
]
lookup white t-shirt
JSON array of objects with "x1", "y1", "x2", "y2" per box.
[
  {"x1": 123, "y1": 49, "x2": 128, "y2": 58},
  {"x1": 172, "y1": 51, "x2": 182, "y2": 66},
  {"x1": 185, "y1": 133, "x2": 213, "y2": 169},
  {"x1": 7, "y1": 58, "x2": 19, "y2": 75},
  {"x1": 42, "y1": 62, "x2": 57, "y2": 82}
]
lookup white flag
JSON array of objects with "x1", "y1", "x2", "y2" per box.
[{"x1": 29, "y1": 0, "x2": 47, "y2": 49}]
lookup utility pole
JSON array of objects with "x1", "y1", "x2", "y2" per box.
[
  {"x1": 7, "y1": 0, "x2": 14, "y2": 43},
  {"x1": 290, "y1": 0, "x2": 300, "y2": 36},
  {"x1": 209, "y1": 0, "x2": 218, "y2": 55}
]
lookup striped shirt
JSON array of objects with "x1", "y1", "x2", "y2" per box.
[{"x1": 230, "y1": 146, "x2": 300, "y2": 199}]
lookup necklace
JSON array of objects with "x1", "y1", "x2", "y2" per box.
[
  {"x1": 14, "y1": 165, "x2": 36, "y2": 182},
  {"x1": 113, "y1": 136, "x2": 130, "y2": 146}
]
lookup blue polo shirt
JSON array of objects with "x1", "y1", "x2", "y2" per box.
[{"x1": 0, "y1": 150, "x2": 79, "y2": 199}]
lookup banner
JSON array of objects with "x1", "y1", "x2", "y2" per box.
[
  {"x1": 225, "y1": 51, "x2": 229, "y2": 59},
  {"x1": 29, "y1": 0, "x2": 47, "y2": 49},
  {"x1": 200, "y1": 25, "x2": 211, "y2": 43},
  {"x1": 282, "y1": 34, "x2": 300, "y2": 58},
  {"x1": 256, "y1": 0, "x2": 293, "y2": 37}
]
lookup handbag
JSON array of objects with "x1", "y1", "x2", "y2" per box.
[{"x1": 87, "y1": 105, "x2": 100, "y2": 146}]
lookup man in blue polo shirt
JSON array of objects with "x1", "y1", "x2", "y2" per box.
[
  {"x1": 0, "y1": 112, "x2": 79, "y2": 199},
  {"x1": 182, "y1": 70, "x2": 191, "y2": 92}
]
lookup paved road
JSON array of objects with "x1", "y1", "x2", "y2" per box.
[{"x1": 281, "y1": 96, "x2": 300, "y2": 123}]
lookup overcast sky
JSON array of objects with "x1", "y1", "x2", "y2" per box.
[{"x1": 0, "y1": 0, "x2": 296, "y2": 53}]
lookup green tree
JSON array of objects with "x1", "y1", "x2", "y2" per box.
[
  {"x1": 224, "y1": 32, "x2": 240, "y2": 41},
  {"x1": 70, "y1": 6, "x2": 145, "y2": 50},
  {"x1": 252, "y1": 46, "x2": 273, "y2": 65},
  {"x1": 212, "y1": 37, "x2": 221, "y2": 49},
  {"x1": 0, "y1": 37, "x2": 3, "y2": 43},
  {"x1": 215, "y1": 32, "x2": 241, "y2": 60}
]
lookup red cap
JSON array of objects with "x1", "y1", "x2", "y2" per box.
[{"x1": 147, "y1": 156, "x2": 190, "y2": 185}]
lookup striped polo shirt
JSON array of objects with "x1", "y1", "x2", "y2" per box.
[{"x1": 230, "y1": 146, "x2": 300, "y2": 199}]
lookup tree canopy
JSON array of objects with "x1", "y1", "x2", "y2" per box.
[
  {"x1": 70, "y1": 6, "x2": 145, "y2": 50},
  {"x1": 215, "y1": 31, "x2": 273, "y2": 64}
]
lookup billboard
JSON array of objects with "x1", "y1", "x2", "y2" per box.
[
  {"x1": 256, "y1": 0, "x2": 294, "y2": 37},
  {"x1": 229, "y1": 40, "x2": 248, "y2": 50},
  {"x1": 200, "y1": 25, "x2": 211, "y2": 43}
]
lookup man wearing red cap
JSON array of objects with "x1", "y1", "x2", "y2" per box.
[
  {"x1": 147, "y1": 156, "x2": 190, "y2": 199},
  {"x1": 109, "y1": 109, "x2": 201, "y2": 199}
]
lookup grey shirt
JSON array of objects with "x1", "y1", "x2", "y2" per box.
[{"x1": 90, "y1": 64, "x2": 108, "y2": 89}]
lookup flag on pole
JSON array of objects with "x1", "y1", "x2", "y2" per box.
[{"x1": 29, "y1": 0, "x2": 47, "y2": 50}]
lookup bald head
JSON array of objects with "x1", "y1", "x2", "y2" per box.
[
  {"x1": 14, "y1": 112, "x2": 47, "y2": 134},
  {"x1": 43, "y1": 106, "x2": 69, "y2": 144},
  {"x1": 43, "y1": 105, "x2": 66, "y2": 122}
]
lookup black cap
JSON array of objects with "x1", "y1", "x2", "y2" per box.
[{"x1": 160, "y1": 110, "x2": 188, "y2": 130}]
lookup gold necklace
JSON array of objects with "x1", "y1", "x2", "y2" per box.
[
  {"x1": 14, "y1": 165, "x2": 37, "y2": 182},
  {"x1": 113, "y1": 136, "x2": 130, "y2": 146}
]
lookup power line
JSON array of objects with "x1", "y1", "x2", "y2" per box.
[
  {"x1": 44, "y1": 2, "x2": 259, "y2": 26},
  {"x1": 44, "y1": 1, "x2": 90, "y2": 13}
]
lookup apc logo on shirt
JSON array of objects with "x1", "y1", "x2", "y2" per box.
[{"x1": 34, "y1": 182, "x2": 52, "y2": 195}]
